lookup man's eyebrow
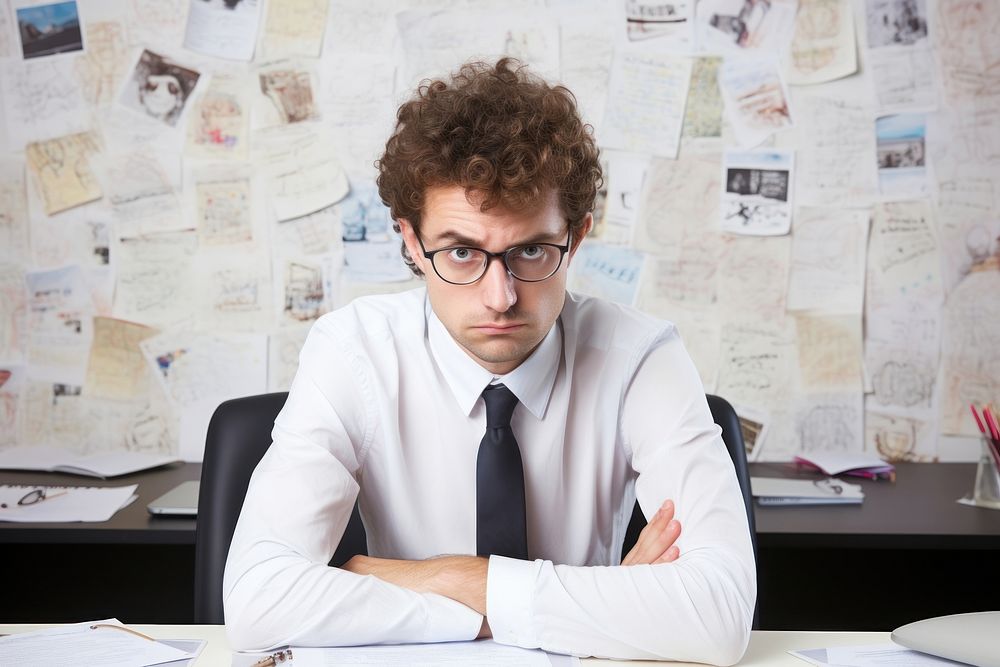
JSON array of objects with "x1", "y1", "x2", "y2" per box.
[{"x1": 430, "y1": 229, "x2": 567, "y2": 247}]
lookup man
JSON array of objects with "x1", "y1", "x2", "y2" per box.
[{"x1": 224, "y1": 58, "x2": 755, "y2": 664}]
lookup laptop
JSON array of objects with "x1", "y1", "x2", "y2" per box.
[
  {"x1": 891, "y1": 611, "x2": 1000, "y2": 667},
  {"x1": 147, "y1": 480, "x2": 200, "y2": 516}
]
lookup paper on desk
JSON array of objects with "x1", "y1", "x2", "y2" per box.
[
  {"x1": 790, "y1": 644, "x2": 962, "y2": 666},
  {"x1": 0, "y1": 618, "x2": 194, "y2": 667},
  {"x1": 0, "y1": 483, "x2": 137, "y2": 522},
  {"x1": 0, "y1": 446, "x2": 179, "y2": 478},
  {"x1": 287, "y1": 640, "x2": 580, "y2": 666}
]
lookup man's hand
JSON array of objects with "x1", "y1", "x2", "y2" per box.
[
  {"x1": 621, "y1": 499, "x2": 682, "y2": 566},
  {"x1": 342, "y1": 554, "x2": 488, "y2": 615}
]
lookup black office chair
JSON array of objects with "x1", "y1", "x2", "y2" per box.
[
  {"x1": 194, "y1": 392, "x2": 757, "y2": 625},
  {"x1": 193, "y1": 392, "x2": 367, "y2": 624}
]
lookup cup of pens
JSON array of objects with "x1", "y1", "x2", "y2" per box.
[{"x1": 970, "y1": 404, "x2": 1000, "y2": 510}]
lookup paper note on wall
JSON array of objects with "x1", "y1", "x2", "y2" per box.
[{"x1": 602, "y1": 50, "x2": 691, "y2": 158}]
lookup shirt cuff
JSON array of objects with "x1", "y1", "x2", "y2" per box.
[
  {"x1": 423, "y1": 592, "x2": 485, "y2": 643},
  {"x1": 486, "y1": 555, "x2": 542, "y2": 648}
]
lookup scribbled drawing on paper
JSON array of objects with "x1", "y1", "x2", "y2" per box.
[
  {"x1": 140, "y1": 330, "x2": 266, "y2": 411},
  {"x1": 101, "y1": 151, "x2": 180, "y2": 238},
  {"x1": 635, "y1": 153, "x2": 721, "y2": 255},
  {"x1": 795, "y1": 314, "x2": 863, "y2": 392},
  {"x1": 794, "y1": 96, "x2": 878, "y2": 206},
  {"x1": 870, "y1": 358, "x2": 935, "y2": 407},
  {"x1": 74, "y1": 20, "x2": 129, "y2": 108},
  {"x1": 934, "y1": 0, "x2": 1000, "y2": 101},
  {"x1": 0, "y1": 366, "x2": 24, "y2": 447},
  {"x1": 30, "y1": 204, "x2": 112, "y2": 269},
  {"x1": 259, "y1": 66, "x2": 319, "y2": 124},
  {"x1": 797, "y1": 395, "x2": 862, "y2": 453},
  {"x1": 864, "y1": 410, "x2": 935, "y2": 462},
  {"x1": 867, "y1": 200, "x2": 941, "y2": 303},
  {"x1": 26, "y1": 131, "x2": 103, "y2": 215},
  {"x1": 187, "y1": 75, "x2": 248, "y2": 159},
  {"x1": 1, "y1": 58, "x2": 88, "y2": 146},
  {"x1": 0, "y1": 160, "x2": 29, "y2": 261},
  {"x1": 282, "y1": 260, "x2": 325, "y2": 323},
  {"x1": 113, "y1": 230, "x2": 198, "y2": 327},
  {"x1": 0, "y1": 264, "x2": 28, "y2": 360},
  {"x1": 125, "y1": 0, "x2": 187, "y2": 48},
  {"x1": 272, "y1": 204, "x2": 341, "y2": 257},
  {"x1": 559, "y1": 13, "x2": 615, "y2": 133},
  {"x1": 786, "y1": 207, "x2": 869, "y2": 315},
  {"x1": 787, "y1": 0, "x2": 857, "y2": 85},
  {"x1": 260, "y1": 0, "x2": 329, "y2": 59},
  {"x1": 119, "y1": 49, "x2": 201, "y2": 128},
  {"x1": 716, "y1": 317, "x2": 797, "y2": 407},
  {"x1": 196, "y1": 176, "x2": 253, "y2": 245},
  {"x1": 682, "y1": 57, "x2": 723, "y2": 139},
  {"x1": 865, "y1": 0, "x2": 928, "y2": 48},
  {"x1": 83, "y1": 317, "x2": 158, "y2": 402},
  {"x1": 940, "y1": 266, "x2": 1000, "y2": 436},
  {"x1": 717, "y1": 236, "x2": 791, "y2": 317}
]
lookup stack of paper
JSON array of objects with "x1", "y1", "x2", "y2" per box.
[
  {"x1": 0, "y1": 484, "x2": 138, "y2": 522},
  {"x1": 751, "y1": 477, "x2": 864, "y2": 506},
  {"x1": 0, "y1": 619, "x2": 200, "y2": 666}
]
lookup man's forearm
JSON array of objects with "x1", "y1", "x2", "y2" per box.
[{"x1": 342, "y1": 554, "x2": 489, "y2": 614}]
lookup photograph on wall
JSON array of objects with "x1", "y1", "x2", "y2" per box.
[
  {"x1": 118, "y1": 49, "x2": 201, "y2": 128},
  {"x1": 259, "y1": 65, "x2": 320, "y2": 125},
  {"x1": 875, "y1": 112, "x2": 927, "y2": 196},
  {"x1": 721, "y1": 149, "x2": 794, "y2": 236},
  {"x1": 865, "y1": 0, "x2": 928, "y2": 48},
  {"x1": 14, "y1": 0, "x2": 84, "y2": 60},
  {"x1": 696, "y1": 0, "x2": 797, "y2": 52}
]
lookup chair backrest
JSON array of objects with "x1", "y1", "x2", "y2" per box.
[{"x1": 194, "y1": 392, "x2": 369, "y2": 624}]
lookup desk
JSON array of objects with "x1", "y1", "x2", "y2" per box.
[
  {"x1": 750, "y1": 462, "x2": 1000, "y2": 631},
  {"x1": 0, "y1": 463, "x2": 200, "y2": 623},
  {"x1": 0, "y1": 624, "x2": 892, "y2": 666},
  {"x1": 3, "y1": 462, "x2": 999, "y2": 628}
]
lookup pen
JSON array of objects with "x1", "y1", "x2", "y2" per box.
[
  {"x1": 970, "y1": 404, "x2": 987, "y2": 435},
  {"x1": 251, "y1": 648, "x2": 293, "y2": 667}
]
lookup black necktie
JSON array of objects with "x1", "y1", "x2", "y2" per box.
[{"x1": 476, "y1": 383, "x2": 528, "y2": 559}]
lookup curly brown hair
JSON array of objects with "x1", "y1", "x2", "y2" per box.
[{"x1": 376, "y1": 57, "x2": 603, "y2": 276}]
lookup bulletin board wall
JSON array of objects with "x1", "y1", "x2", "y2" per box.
[{"x1": 0, "y1": 0, "x2": 997, "y2": 463}]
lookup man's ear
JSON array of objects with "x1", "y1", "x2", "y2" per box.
[
  {"x1": 397, "y1": 219, "x2": 426, "y2": 273},
  {"x1": 568, "y1": 213, "x2": 593, "y2": 261}
]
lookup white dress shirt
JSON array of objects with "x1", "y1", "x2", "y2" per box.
[{"x1": 224, "y1": 288, "x2": 756, "y2": 664}]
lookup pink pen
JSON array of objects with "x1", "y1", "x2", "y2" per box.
[{"x1": 970, "y1": 404, "x2": 987, "y2": 435}]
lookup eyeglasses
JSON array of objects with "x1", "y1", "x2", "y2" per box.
[
  {"x1": 416, "y1": 233, "x2": 572, "y2": 285},
  {"x1": 0, "y1": 487, "x2": 68, "y2": 509}
]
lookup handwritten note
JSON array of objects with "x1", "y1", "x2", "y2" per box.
[{"x1": 602, "y1": 50, "x2": 691, "y2": 158}]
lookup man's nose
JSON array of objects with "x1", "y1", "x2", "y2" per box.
[{"x1": 480, "y1": 256, "x2": 517, "y2": 313}]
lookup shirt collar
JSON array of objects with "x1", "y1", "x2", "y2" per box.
[{"x1": 426, "y1": 297, "x2": 561, "y2": 420}]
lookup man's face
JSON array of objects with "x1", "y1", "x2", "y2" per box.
[{"x1": 400, "y1": 185, "x2": 590, "y2": 375}]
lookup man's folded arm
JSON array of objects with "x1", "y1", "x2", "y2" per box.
[
  {"x1": 480, "y1": 334, "x2": 756, "y2": 664},
  {"x1": 222, "y1": 328, "x2": 484, "y2": 650},
  {"x1": 223, "y1": 422, "x2": 484, "y2": 651}
]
